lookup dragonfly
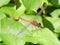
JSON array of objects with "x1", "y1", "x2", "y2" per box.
[
  {"x1": 15, "y1": 2, "x2": 48, "y2": 35},
  {"x1": 18, "y1": 16, "x2": 41, "y2": 27}
]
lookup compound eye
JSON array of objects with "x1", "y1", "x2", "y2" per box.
[{"x1": 37, "y1": 23, "x2": 41, "y2": 27}]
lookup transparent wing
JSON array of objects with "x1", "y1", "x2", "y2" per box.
[{"x1": 16, "y1": 3, "x2": 48, "y2": 36}]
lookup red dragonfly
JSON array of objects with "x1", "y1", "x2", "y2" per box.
[
  {"x1": 17, "y1": 3, "x2": 47, "y2": 28},
  {"x1": 16, "y1": 3, "x2": 47, "y2": 35},
  {"x1": 18, "y1": 16, "x2": 41, "y2": 27}
]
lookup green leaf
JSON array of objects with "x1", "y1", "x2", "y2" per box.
[
  {"x1": 50, "y1": 9, "x2": 60, "y2": 18},
  {"x1": 0, "y1": 20, "x2": 1, "y2": 40},
  {"x1": 54, "y1": 26, "x2": 60, "y2": 33},
  {"x1": 0, "y1": 4, "x2": 20, "y2": 19},
  {"x1": 0, "y1": 37, "x2": 2, "y2": 42},
  {"x1": 0, "y1": 17, "x2": 31, "y2": 45},
  {"x1": 17, "y1": 3, "x2": 25, "y2": 15},
  {"x1": 0, "y1": 43, "x2": 5, "y2": 45},
  {"x1": 0, "y1": 0, "x2": 10, "y2": 7},
  {"x1": 0, "y1": 18, "x2": 24, "y2": 35},
  {"x1": 47, "y1": 0, "x2": 58, "y2": 5},
  {"x1": 41, "y1": 0, "x2": 48, "y2": 4},
  {"x1": 22, "y1": 0, "x2": 41, "y2": 11},
  {"x1": 0, "y1": 17, "x2": 27, "y2": 45},
  {"x1": 0, "y1": 12, "x2": 6, "y2": 20},
  {"x1": 25, "y1": 10, "x2": 37, "y2": 15},
  {"x1": 23, "y1": 28, "x2": 60, "y2": 45},
  {"x1": 0, "y1": 12, "x2": 6, "y2": 42},
  {"x1": 42, "y1": 17, "x2": 60, "y2": 30},
  {"x1": 0, "y1": 34, "x2": 25, "y2": 45},
  {"x1": 42, "y1": 18, "x2": 55, "y2": 31}
]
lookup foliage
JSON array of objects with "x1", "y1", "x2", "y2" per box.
[{"x1": 0, "y1": 0, "x2": 60, "y2": 45}]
